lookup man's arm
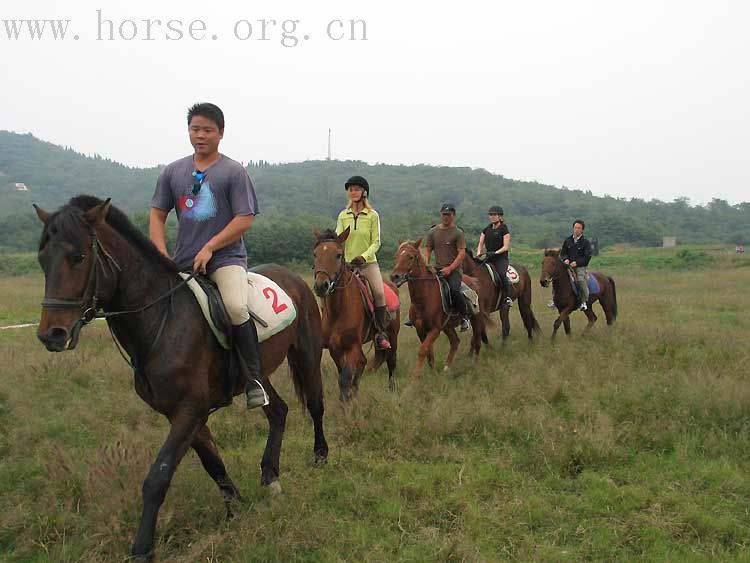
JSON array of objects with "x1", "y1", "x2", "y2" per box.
[
  {"x1": 193, "y1": 214, "x2": 254, "y2": 274},
  {"x1": 442, "y1": 248, "x2": 466, "y2": 275},
  {"x1": 149, "y1": 208, "x2": 170, "y2": 258},
  {"x1": 578, "y1": 239, "x2": 592, "y2": 267}
]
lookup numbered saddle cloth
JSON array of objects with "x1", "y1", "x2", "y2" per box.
[
  {"x1": 484, "y1": 263, "x2": 520, "y2": 286},
  {"x1": 179, "y1": 272, "x2": 297, "y2": 350}
]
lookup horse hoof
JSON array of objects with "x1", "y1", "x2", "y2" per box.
[
  {"x1": 388, "y1": 379, "x2": 396, "y2": 392},
  {"x1": 268, "y1": 481, "x2": 282, "y2": 496},
  {"x1": 314, "y1": 454, "x2": 328, "y2": 468}
]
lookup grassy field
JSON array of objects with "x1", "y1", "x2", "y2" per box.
[{"x1": 1, "y1": 250, "x2": 749, "y2": 561}]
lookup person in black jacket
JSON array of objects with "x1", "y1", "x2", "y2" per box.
[{"x1": 560, "y1": 219, "x2": 593, "y2": 310}]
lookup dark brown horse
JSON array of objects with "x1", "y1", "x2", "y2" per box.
[
  {"x1": 312, "y1": 228, "x2": 400, "y2": 399},
  {"x1": 390, "y1": 239, "x2": 486, "y2": 377},
  {"x1": 540, "y1": 249, "x2": 618, "y2": 339},
  {"x1": 34, "y1": 196, "x2": 328, "y2": 560},
  {"x1": 462, "y1": 252, "x2": 541, "y2": 342}
]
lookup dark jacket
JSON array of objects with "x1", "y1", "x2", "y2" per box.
[{"x1": 560, "y1": 235, "x2": 592, "y2": 267}]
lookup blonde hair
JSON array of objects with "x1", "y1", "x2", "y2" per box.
[{"x1": 346, "y1": 193, "x2": 374, "y2": 210}]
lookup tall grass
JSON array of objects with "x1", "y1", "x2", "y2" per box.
[{"x1": 1, "y1": 259, "x2": 749, "y2": 561}]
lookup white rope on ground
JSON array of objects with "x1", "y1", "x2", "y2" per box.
[{"x1": 0, "y1": 318, "x2": 106, "y2": 331}]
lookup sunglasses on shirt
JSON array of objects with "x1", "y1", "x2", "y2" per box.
[{"x1": 192, "y1": 170, "x2": 206, "y2": 195}]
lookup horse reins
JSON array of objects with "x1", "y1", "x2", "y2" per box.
[{"x1": 41, "y1": 227, "x2": 195, "y2": 368}]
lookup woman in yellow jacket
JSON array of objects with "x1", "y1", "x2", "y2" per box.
[{"x1": 336, "y1": 175, "x2": 391, "y2": 349}]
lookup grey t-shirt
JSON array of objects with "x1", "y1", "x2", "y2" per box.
[{"x1": 151, "y1": 154, "x2": 259, "y2": 274}]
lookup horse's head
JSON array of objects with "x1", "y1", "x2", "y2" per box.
[
  {"x1": 35, "y1": 199, "x2": 111, "y2": 351},
  {"x1": 390, "y1": 238, "x2": 423, "y2": 287},
  {"x1": 312, "y1": 227, "x2": 349, "y2": 297},
  {"x1": 540, "y1": 248, "x2": 561, "y2": 287}
]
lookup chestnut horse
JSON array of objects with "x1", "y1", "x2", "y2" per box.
[
  {"x1": 462, "y1": 252, "x2": 541, "y2": 342},
  {"x1": 390, "y1": 238, "x2": 486, "y2": 377},
  {"x1": 35, "y1": 196, "x2": 328, "y2": 560},
  {"x1": 540, "y1": 249, "x2": 618, "y2": 339},
  {"x1": 312, "y1": 228, "x2": 400, "y2": 399}
]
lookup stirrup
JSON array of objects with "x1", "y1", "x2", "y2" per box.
[
  {"x1": 459, "y1": 317, "x2": 470, "y2": 332},
  {"x1": 245, "y1": 379, "x2": 270, "y2": 410},
  {"x1": 579, "y1": 302, "x2": 588, "y2": 311}
]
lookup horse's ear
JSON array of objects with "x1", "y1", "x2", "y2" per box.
[
  {"x1": 398, "y1": 237, "x2": 406, "y2": 245},
  {"x1": 33, "y1": 204, "x2": 50, "y2": 223},
  {"x1": 338, "y1": 226, "x2": 351, "y2": 243},
  {"x1": 83, "y1": 198, "x2": 111, "y2": 227},
  {"x1": 313, "y1": 229, "x2": 321, "y2": 240},
  {"x1": 412, "y1": 237, "x2": 423, "y2": 250}
]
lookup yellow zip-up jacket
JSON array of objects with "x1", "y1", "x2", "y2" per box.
[{"x1": 335, "y1": 206, "x2": 382, "y2": 263}]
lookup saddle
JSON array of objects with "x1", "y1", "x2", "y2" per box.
[
  {"x1": 179, "y1": 272, "x2": 297, "y2": 350},
  {"x1": 352, "y1": 270, "x2": 401, "y2": 318},
  {"x1": 567, "y1": 269, "x2": 600, "y2": 298},
  {"x1": 436, "y1": 275, "x2": 480, "y2": 316},
  {"x1": 484, "y1": 263, "x2": 520, "y2": 287}
]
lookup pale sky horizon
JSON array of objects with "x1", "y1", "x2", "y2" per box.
[{"x1": 2, "y1": 0, "x2": 748, "y2": 205}]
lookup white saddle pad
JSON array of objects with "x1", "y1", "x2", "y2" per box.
[{"x1": 179, "y1": 272, "x2": 297, "y2": 350}]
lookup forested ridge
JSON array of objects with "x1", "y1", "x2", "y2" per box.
[{"x1": 1, "y1": 131, "x2": 748, "y2": 265}]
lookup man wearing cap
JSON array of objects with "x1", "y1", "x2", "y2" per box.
[
  {"x1": 476, "y1": 205, "x2": 513, "y2": 308},
  {"x1": 425, "y1": 204, "x2": 470, "y2": 331}
]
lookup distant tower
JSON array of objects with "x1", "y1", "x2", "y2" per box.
[{"x1": 327, "y1": 128, "x2": 332, "y2": 161}]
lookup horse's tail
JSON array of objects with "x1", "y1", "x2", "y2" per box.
[{"x1": 608, "y1": 276, "x2": 618, "y2": 319}]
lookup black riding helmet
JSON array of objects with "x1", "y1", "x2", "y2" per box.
[
  {"x1": 344, "y1": 175, "x2": 370, "y2": 196},
  {"x1": 488, "y1": 205, "x2": 504, "y2": 215}
]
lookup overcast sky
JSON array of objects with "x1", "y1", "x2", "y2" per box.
[{"x1": 2, "y1": 0, "x2": 748, "y2": 204}]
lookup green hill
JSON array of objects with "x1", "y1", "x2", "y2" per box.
[{"x1": 1, "y1": 130, "x2": 748, "y2": 263}]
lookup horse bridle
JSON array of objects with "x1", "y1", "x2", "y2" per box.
[
  {"x1": 543, "y1": 257, "x2": 568, "y2": 283},
  {"x1": 41, "y1": 227, "x2": 104, "y2": 331},
  {"x1": 394, "y1": 245, "x2": 437, "y2": 284},
  {"x1": 41, "y1": 226, "x2": 193, "y2": 331},
  {"x1": 313, "y1": 243, "x2": 354, "y2": 296}
]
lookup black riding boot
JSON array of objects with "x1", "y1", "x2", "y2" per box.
[
  {"x1": 232, "y1": 319, "x2": 270, "y2": 410},
  {"x1": 373, "y1": 306, "x2": 392, "y2": 349}
]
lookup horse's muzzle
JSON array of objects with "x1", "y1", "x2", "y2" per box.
[
  {"x1": 38, "y1": 326, "x2": 73, "y2": 352},
  {"x1": 390, "y1": 273, "x2": 407, "y2": 287},
  {"x1": 313, "y1": 281, "x2": 331, "y2": 298}
]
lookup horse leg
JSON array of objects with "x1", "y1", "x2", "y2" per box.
[
  {"x1": 499, "y1": 307, "x2": 510, "y2": 344},
  {"x1": 469, "y1": 315, "x2": 483, "y2": 360},
  {"x1": 416, "y1": 325, "x2": 435, "y2": 369},
  {"x1": 443, "y1": 326, "x2": 460, "y2": 372},
  {"x1": 191, "y1": 424, "x2": 242, "y2": 517},
  {"x1": 602, "y1": 295, "x2": 615, "y2": 325},
  {"x1": 415, "y1": 328, "x2": 440, "y2": 378},
  {"x1": 582, "y1": 305, "x2": 597, "y2": 332},
  {"x1": 349, "y1": 347, "x2": 367, "y2": 393},
  {"x1": 552, "y1": 306, "x2": 575, "y2": 341},
  {"x1": 287, "y1": 345, "x2": 328, "y2": 464},
  {"x1": 518, "y1": 299, "x2": 534, "y2": 341},
  {"x1": 259, "y1": 380, "x2": 289, "y2": 492},
  {"x1": 331, "y1": 351, "x2": 353, "y2": 402},
  {"x1": 386, "y1": 320, "x2": 398, "y2": 392},
  {"x1": 131, "y1": 409, "x2": 203, "y2": 560}
]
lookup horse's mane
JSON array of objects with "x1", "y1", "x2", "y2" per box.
[
  {"x1": 314, "y1": 228, "x2": 340, "y2": 248},
  {"x1": 41, "y1": 195, "x2": 178, "y2": 273}
]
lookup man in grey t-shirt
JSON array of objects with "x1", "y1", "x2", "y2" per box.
[{"x1": 149, "y1": 102, "x2": 268, "y2": 410}]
